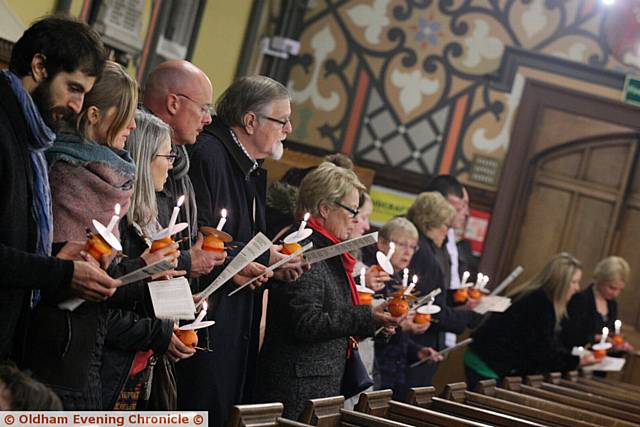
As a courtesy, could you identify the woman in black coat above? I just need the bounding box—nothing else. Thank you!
[465,253,596,389]
[561,256,633,352]
[254,162,397,419]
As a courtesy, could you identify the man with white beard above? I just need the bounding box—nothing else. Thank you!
[182,75,304,427]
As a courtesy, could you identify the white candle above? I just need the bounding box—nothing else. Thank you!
[615,320,622,336]
[600,326,609,344]
[402,268,409,287]
[168,195,185,232]
[297,212,310,235]
[404,283,415,295]
[481,275,490,289]
[106,203,121,233]
[412,274,418,285]
[460,271,470,287]
[360,267,366,287]
[194,300,208,324]
[386,242,395,259]
[216,208,227,231]
[475,273,484,288]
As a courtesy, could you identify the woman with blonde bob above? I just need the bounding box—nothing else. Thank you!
[466,253,596,389]
[561,256,633,351]
[255,162,397,419]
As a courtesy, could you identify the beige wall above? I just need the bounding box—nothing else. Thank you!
[5,0,250,99]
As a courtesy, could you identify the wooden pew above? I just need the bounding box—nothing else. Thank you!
[581,371,640,393]
[299,396,412,427]
[467,380,598,427]
[559,371,640,406]
[518,375,640,424]
[541,373,640,415]
[353,390,491,427]
[356,388,544,426]
[229,403,314,427]
[499,377,637,427]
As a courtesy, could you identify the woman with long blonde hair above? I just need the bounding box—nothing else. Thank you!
[465,253,596,389]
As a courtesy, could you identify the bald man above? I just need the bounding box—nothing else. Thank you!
[142,61,223,279]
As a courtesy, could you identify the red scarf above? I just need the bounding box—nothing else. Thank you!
[308,216,360,305]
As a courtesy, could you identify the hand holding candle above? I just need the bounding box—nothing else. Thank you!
[216,209,227,231]
[168,195,185,232]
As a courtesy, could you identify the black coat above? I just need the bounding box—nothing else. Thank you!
[0,76,73,361]
[560,284,617,349]
[178,117,269,426]
[254,231,375,419]
[469,289,579,378]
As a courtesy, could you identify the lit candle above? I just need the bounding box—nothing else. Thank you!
[475,273,484,288]
[168,195,185,232]
[600,326,609,345]
[106,203,121,233]
[360,267,366,287]
[615,320,622,336]
[194,300,208,324]
[386,242,395,259]
[460,271,470,287]
[481,275,490,289]
[297,212,310,236]
[402,268,409,287]
[216,208,227,231]
[405,274,418,295]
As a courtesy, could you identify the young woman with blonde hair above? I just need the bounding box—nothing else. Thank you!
[466,253,596,389]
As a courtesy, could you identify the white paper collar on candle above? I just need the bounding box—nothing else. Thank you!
[151,222,189,241]
[417,304,441,315]
[356,285,374,294]
[92,219,123,252]
[592,342,612,351]
[179,320,216,330]
[375,242,395,275]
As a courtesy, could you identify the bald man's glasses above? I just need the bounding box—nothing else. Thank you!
[175,93,214,117]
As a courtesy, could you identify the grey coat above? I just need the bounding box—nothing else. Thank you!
[254,231,375,419]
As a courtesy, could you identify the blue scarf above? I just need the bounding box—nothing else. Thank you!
[1,70,56,306]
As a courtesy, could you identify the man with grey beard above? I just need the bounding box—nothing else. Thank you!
[181,75,304,427]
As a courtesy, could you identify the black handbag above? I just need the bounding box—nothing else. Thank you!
[340,339,373,398]
[144,354,177,410]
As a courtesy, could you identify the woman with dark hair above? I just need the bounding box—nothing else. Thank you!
[465,253,596,389]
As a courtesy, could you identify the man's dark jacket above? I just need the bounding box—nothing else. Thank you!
[0,76,73,361]
[178,116,269,427]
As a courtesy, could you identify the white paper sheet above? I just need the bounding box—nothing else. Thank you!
[304,232,378,265]
[58,257,175,311]
[583,356,626,372]
[148,277,196,320]
[196,232,272,301]
[228,242,313,296]
[473,296,512,314]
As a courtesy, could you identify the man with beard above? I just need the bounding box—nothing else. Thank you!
[0,16,119,362]
[180,76,305,427]
[142,60,224,278]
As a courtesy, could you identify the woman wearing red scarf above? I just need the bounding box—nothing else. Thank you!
[254,162,396,419]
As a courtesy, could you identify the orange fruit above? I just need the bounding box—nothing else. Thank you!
[151,236,177,254]
[612,335,624,346]
[176,329,198,349]
[282,242,303,256]
[85,234,113,260]
[388,296,409,317]
[414,312,432,325]
[453,288,469,304]
[370,265,383,273]
[468,288,482,300]
[358,292,373,305]
[203,235,225,252]
[593,349,606,360]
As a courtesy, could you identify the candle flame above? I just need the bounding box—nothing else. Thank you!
[403,268,408,276]
[412,274,418,284]
[177,195,185,207]
[360,267,366,275]
[303,212,310,221]
[114,203,121,215]
[221,208,227,218]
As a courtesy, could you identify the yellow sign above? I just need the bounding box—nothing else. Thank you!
[369,185,416,227]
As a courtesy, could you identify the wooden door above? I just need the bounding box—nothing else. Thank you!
[510,135,638,284]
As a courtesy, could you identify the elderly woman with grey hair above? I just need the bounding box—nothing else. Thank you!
[254,162,397,419]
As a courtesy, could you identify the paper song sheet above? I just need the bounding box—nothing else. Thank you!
[148,277,196,320]
[304,232,378,265]
[58,257,175,311]
[197,232,272,301]
[228,242,313,296]
[583,356,626,372]
[473,296,512,314]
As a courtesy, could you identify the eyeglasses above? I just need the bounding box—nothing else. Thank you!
[156,154,177,164]
[174,93,214,117]
[259,114,291,129]
[392,241,419,252]
[335,201,359,218]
